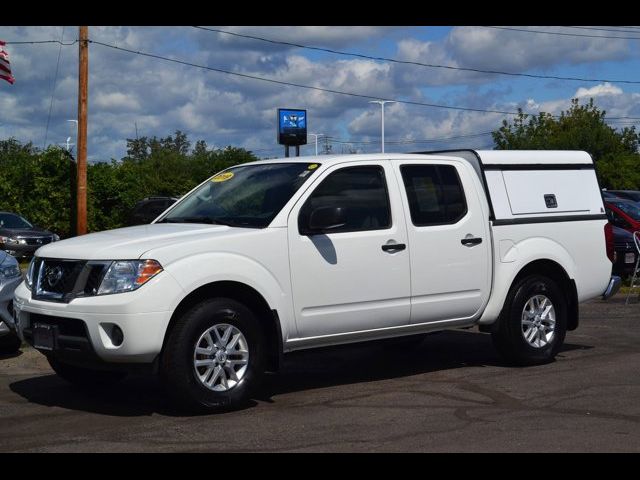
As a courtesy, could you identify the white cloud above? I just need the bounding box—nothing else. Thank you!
[575,82,623,98]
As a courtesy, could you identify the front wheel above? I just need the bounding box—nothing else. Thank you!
[491,274,567,366]
[160,298,266,413]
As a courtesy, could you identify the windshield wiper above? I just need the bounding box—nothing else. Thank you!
[158,216,215,224]
[158,216,242,227]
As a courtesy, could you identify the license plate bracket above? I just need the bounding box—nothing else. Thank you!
[33,323,58,351]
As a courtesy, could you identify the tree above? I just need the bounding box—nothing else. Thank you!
[0,132,259,237]
[492,98,640,189]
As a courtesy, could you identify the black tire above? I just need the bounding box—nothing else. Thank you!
[491,274,567,366]
[160,297,266,413]
[47,356,127,387]
[0,333,21,355]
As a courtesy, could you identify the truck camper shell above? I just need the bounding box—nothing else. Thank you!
[417,149,606,226]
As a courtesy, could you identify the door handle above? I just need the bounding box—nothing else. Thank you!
[461,236,482,246]
[382,243,406,253]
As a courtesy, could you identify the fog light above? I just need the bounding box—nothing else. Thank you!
[111,325,124,346]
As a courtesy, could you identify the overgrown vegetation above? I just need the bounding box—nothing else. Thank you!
[493,98,640,189]
[0,132,257,238]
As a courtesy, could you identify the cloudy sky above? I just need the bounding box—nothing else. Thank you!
[1,25,640,161]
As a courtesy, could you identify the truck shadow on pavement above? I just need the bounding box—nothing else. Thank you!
[9,329,593,417]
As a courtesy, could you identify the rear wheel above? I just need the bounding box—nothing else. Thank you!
[47,357,127,387]
[0,333,21,355]
[160,298,266,413]
[492,274,567,366]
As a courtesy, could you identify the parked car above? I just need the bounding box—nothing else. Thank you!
[605,199,640,235]
[607,225,639,278]
[602,190,621,200]
[0,250,23,354]
[0,212,59,259]
[14,150,616,412]
[127,197,178,226]
[607,190,640,203]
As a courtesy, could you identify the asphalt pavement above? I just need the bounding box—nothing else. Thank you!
[1,294,639,452]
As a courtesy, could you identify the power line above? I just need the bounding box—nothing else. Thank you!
[483,26,640,40]
[561,26,640,34]
[326,131,494,145]
[43,26,66,151]
[192,26,640,85]
[90,38,640,121]
[88,39,526,117]
[4,39,77,45]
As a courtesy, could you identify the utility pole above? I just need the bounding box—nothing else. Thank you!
[368,100,396,153]
[77,26,88,236]
[308,133,324,156]
[322,136,332,155]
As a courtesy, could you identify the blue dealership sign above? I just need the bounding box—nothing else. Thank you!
[278,108,307,146]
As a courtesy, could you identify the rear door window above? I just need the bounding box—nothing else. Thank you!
[400,164,467,226]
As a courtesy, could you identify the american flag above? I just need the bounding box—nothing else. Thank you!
[0,41,15,85]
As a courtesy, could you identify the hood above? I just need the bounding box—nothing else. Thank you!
[613,225,634,241]
[35,223,238,260]
[0,250,18,267]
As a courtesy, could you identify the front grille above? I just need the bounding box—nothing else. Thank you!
[32,258,110,303]
[84,263,108,295]
[37,259,84,296]
[19,236,53,246]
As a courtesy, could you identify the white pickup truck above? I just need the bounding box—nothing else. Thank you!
[13,150,619,412]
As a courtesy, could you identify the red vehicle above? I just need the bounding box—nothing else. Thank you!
[605,199,640,234]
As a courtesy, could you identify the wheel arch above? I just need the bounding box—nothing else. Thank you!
[508,259,579,331]
[161,281,283,372]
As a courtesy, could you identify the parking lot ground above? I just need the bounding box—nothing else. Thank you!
[1,294,640,452]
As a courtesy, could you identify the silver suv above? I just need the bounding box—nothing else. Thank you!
[0,250,23,354]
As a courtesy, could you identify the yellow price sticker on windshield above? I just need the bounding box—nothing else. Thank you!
[212,172,234,182]
[308,163,319,170]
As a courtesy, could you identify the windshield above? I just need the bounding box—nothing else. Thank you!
[158,162,321,228]
[613,201,640,221]
[0,213,33,229]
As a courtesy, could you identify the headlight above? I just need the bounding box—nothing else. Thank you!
[52,234,60,242]
[0,236,19,245]
[0,264,21,279]
[25,257,36,290]
[97,259,163,295]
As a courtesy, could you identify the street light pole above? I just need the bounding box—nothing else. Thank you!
[368,100,396,153]
[308,133,324,156]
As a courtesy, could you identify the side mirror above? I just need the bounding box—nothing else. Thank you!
[304,206,346,235]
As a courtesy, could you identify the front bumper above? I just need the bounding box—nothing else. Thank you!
[1,244,40,259]
[13,270,184,365]
[602,275,622,300]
